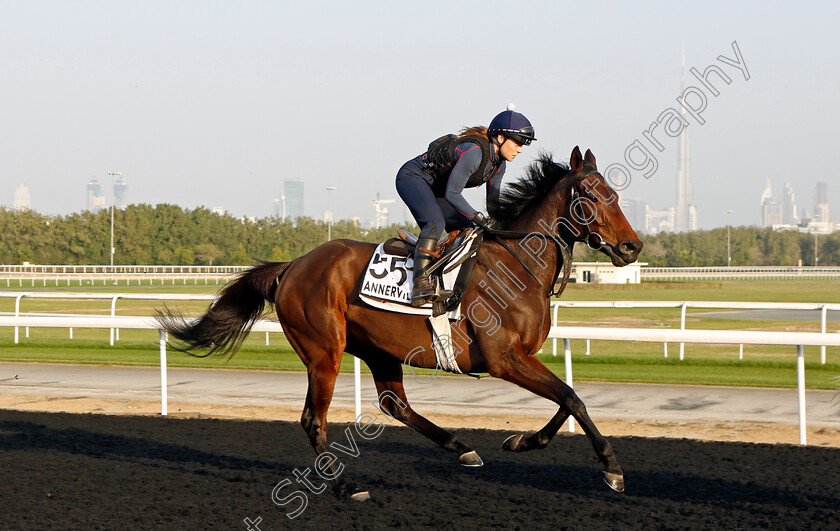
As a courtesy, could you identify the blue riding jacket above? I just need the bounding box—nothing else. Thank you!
[396,139,505,239]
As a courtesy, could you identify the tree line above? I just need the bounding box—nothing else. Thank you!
[573,225,840,267]
[1,205,838,267]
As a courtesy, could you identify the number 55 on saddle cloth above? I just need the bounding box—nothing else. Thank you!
[359,230,481,320]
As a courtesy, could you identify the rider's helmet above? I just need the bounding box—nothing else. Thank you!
[488,103,536,146]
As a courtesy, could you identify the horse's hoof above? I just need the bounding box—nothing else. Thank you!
[603,471,625,493]
[458,450,484,467]
[503,433,526,452]
[350,491,371,502]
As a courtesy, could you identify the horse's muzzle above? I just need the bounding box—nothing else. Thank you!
[617,240,642,263]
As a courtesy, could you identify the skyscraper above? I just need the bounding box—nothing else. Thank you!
[781,182,796,226]
[620,198,648,233]
[814,182,829,222]
[13,184,31,211]
[675,46,696,232]
[761,199,782,228]
[759,180,773,225]
[87,177,106,213]
[113,176,128,210]
[273,195,285,219]
[284,179,304,220]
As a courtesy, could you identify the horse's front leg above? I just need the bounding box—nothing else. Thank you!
[489,353,625,492]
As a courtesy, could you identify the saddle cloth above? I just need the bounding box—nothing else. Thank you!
[359,236,476,319]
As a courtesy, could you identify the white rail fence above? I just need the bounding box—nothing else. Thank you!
[6,293,835,362]
[641,266,840,281]
[551,301,838,364]
[0,265,247,287]
[1,291,216,345]
[5,264,840,286]
[0,265,247,273]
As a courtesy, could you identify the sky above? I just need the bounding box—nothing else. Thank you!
[2,0,838,229]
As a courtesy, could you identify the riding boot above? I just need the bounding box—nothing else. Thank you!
[410,237,437,307]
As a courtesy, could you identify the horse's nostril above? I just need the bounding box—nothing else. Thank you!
[620,241,642,256]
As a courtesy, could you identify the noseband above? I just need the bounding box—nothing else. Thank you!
[570,170,609,252]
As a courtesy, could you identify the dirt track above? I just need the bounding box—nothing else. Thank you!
[2,409,839,529]
[3,393,840,448]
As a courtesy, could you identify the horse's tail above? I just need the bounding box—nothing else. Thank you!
[156,261,292,358]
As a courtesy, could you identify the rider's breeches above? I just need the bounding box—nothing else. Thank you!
[396,163,472,240]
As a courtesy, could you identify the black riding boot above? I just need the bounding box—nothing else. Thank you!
[410,237,437,307]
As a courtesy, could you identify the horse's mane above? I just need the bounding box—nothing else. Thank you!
[490,152,574,225]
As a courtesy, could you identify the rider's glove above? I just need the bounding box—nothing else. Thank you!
[473,211,493,230]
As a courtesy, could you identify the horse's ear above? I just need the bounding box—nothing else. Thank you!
[584,149,597,168]
[570,146,583,173]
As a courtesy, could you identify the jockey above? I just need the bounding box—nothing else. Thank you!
[396,104,536,306]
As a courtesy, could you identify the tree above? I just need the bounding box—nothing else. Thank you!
[195,243,224,266]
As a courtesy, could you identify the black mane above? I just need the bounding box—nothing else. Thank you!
[490,152,574,225]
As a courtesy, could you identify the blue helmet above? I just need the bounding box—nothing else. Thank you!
[488,104,536,145]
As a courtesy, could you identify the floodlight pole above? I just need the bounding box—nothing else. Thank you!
[326,186,336,241]
[107,171,121,267]
[726,210,733,267]
[814,232,818,266]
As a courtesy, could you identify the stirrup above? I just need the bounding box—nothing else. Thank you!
[411,293,435,307]
[411,278,435,307]
[435,289,454,300]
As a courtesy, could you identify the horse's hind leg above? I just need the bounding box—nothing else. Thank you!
[491,354,625,492]
[296,350,370,501]
[503,408,570,452]
[368,357,483,466]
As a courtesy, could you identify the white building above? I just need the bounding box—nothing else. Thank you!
[572,262,646,284]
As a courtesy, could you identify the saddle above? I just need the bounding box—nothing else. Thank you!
[383,228,483,315]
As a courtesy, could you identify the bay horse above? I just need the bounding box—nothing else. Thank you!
[158,146,642,500]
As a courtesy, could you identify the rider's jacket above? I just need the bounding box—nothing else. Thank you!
[410,135,506,217]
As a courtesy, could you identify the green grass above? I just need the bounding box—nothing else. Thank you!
[1,280,838,389]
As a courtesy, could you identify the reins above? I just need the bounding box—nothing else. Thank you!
[480,171,606,299]
[480,228,571,298]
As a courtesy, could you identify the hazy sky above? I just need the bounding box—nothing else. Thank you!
[2,1,838,229]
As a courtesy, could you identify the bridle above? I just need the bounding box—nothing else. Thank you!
[570,170,610,253]
[482,169,609,298]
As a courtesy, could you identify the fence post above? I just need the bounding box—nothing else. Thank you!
[14,294,24,344]
[354,356,362,420]
[679,303,687,360]
[797,345,806,445]
[564,338,575,433]
[820,306,827,365]
[159,329,168,416]
[110,296,120,345]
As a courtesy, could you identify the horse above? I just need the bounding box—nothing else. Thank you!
[157,146,643,500]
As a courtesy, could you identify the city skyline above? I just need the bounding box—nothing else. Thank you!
[622,179,833,235]
[760,180,832,233]
[3,172,836,234]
